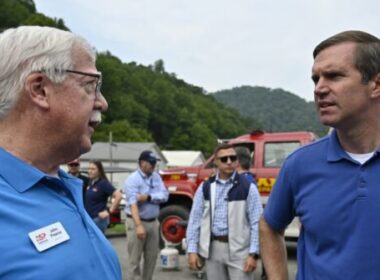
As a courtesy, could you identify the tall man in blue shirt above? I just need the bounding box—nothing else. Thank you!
[260,30,380,280]
[0,26,121,279]
[124,150,169,280]
[186,143,262,280]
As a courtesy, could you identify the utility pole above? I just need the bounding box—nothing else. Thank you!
[109,131,113,182]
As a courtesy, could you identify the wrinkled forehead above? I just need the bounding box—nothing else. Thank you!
[312,42,357,72]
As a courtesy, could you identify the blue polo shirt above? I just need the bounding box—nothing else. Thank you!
[264,130,380,280]
[0,148,122,280]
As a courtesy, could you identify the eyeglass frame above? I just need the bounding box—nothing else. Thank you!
[38,69,103,99]
[64,69,102,99]
[216,155,238,163]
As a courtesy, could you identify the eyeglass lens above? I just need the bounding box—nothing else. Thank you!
[218,155,237,163]
[65,69,102,98]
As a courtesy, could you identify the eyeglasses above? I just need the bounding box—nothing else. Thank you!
[217,155,237,163]
[68,163,79,167]
[64,69,102,99]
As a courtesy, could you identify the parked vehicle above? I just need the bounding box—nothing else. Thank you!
[158,130,317,252]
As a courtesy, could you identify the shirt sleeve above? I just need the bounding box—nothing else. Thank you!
[150,173,169,204]
[124,174,139,206]
[101,179,116,196]
[263,158,295,231]
[247,182,263,254]
[186,183,205,254]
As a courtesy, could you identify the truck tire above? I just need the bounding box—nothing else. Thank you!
[159,205,189,254]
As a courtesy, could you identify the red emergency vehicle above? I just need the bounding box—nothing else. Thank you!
[158,130,317,252]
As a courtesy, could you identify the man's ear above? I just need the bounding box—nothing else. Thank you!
[370,73,380,99]
[24,72,51,109]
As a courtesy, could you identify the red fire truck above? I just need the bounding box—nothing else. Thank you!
[158,130,317,252]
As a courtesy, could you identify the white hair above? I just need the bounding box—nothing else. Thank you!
[0,26,96,119]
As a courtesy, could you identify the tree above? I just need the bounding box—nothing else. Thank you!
[153,59,165,73]
[0,4,261,155]
[0,0,68,31]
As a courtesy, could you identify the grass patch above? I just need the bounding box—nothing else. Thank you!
[106,223,126,235]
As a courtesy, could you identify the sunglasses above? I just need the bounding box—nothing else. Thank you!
[68,163,79,167]
[217,155,237,163]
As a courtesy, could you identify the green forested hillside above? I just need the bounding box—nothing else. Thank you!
[1,0,326,156]
[213,86,328,136]
[93,55,257,154]
[0,0,68,32]
[0,1,256,155]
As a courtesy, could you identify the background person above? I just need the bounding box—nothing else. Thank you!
[0,26,121,279]
[86,160,122,233]
[67,158,89,205]
[186,143,262,280]
[260,30,380,280]
[124,150,169,280]
[235,146,256,183]
[235,146,267,280]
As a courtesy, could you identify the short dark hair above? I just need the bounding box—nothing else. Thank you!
[213,143,235,157]
[313,30,380,83]
[235,146,251,170]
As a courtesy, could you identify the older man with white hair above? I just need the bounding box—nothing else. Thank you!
[0,26,121,279]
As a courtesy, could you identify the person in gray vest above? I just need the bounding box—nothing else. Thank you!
[186,143,263,280]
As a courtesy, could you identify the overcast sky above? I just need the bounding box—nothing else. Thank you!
[34,0,379,101]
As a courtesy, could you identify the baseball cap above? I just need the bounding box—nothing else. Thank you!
[67,158,80,166]
[139,150,160,165]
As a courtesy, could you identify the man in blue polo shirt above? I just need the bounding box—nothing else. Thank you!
[0,26,121,279]
[260,31,380,279]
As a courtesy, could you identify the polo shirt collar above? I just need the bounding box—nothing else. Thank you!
[327,129,380,162]
[0,147,47,193]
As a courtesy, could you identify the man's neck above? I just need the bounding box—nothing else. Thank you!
[218,171,234,180]
[336,125,380,153]
[139,168,152,178]
[0,126,62,176]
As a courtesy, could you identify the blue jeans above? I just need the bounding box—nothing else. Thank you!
[93,217,109,233]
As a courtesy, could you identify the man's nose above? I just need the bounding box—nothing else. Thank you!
[95,92,108,112]
[314,78,329,97]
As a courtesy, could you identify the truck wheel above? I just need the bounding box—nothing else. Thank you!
[159,205,189,254]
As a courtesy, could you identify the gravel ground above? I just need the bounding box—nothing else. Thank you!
[109,236,297,280]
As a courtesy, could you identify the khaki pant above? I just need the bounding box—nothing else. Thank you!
[126,218,159,280]
[206,240,254,280]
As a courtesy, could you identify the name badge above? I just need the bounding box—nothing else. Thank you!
[28,222,70,252]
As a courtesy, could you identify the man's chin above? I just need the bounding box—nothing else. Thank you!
[319,111,339,126]
[225,170,235,176]
[79,138,93,155]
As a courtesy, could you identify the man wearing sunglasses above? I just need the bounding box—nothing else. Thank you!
[67,158,89,205]
[0,26,121,279]
[187,143,263,280]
